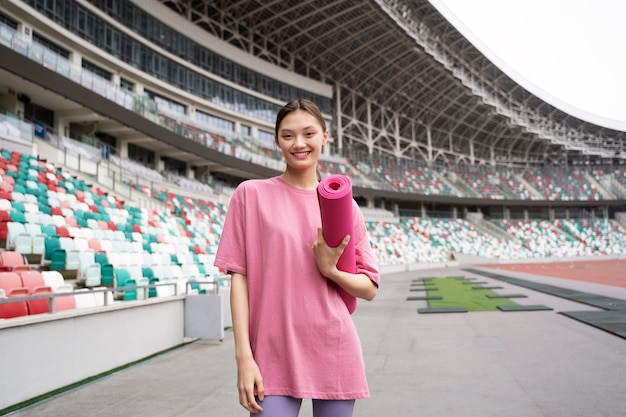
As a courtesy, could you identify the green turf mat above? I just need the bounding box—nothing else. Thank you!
[406,296,444,301]
[498,305,553,312]
[425,277,517,311]
[486,294,528,299]
[418,307,468,314]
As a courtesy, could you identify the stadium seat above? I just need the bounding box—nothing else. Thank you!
[26,286,53,315]
[58,237,80,270]
[41,270,66,291]
[83,264,102,287]
[49,283,76,311]
[114,268,134,300]
[18,270,53,314]
[6,221,26,250]
[0,250,31,271]
[98,286,115,305]
[0,287,29,318]
[141,266,157,298]
[13,232,33,255]
[100,264,114,286]
[73,289,98,309]
[0,271,28,318]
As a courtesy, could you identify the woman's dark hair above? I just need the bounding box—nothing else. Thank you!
[274,99,326,143]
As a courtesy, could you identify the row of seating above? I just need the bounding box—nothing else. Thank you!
[0,268,74,318]
[366,217,626,265]
[0,249,215,318]
[117,103,626,202]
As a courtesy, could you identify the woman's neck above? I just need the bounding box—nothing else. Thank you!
[280,168,319,190]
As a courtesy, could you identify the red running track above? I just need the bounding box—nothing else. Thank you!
[480,259,626,289]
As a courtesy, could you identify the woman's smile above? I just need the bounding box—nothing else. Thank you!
[292,150,312,159]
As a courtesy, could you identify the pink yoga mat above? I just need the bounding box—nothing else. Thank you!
[317,174,357,314]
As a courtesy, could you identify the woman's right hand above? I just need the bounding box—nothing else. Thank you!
[237,356,264,414]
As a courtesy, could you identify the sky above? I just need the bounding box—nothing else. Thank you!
[428,0,626,132]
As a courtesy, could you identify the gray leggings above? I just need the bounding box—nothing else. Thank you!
[254,395,355,417]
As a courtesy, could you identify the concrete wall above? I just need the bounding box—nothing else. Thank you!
[0,297,185,410]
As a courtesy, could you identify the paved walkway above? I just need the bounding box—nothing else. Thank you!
[6,267,626,417]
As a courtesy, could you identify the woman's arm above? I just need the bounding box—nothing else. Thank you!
[312,228,378,301]
[230,272,264,414]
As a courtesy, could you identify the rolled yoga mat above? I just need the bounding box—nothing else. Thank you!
[317,174,357,314]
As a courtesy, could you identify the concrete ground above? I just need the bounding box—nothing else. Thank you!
[6,266,626,417]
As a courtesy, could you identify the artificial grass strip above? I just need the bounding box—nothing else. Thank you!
[425,277,517,312]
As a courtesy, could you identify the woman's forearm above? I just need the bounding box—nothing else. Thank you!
[327,269,378,301]
[230,273,253,360]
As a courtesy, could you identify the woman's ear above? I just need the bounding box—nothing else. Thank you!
[323,130,329,146]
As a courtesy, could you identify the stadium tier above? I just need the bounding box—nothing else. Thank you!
[0,145,625,319]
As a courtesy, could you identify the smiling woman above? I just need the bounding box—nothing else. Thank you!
[214,100,380,416]
[429,0,626,131]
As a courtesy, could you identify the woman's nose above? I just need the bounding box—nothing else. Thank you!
[294,134,306,147]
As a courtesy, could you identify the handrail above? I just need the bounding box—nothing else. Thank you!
[0,282,180,314]
[186,274,231,295]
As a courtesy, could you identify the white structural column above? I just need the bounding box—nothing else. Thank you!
[335,86,343,153]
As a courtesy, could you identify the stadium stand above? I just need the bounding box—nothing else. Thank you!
[0,144,623,293]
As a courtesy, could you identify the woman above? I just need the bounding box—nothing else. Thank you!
[215,99,380,416]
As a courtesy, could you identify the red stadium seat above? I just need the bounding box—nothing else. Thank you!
[0,220,8,240]
[53,285,76,311]
[55,226,70,237]
[18,269,47,290]
[17,270,53,314]
[0,210,10,222]
[27,286,54,315]
[88,239,102,252]
[0,271,28,318]
[0,287,29,318]
[0,251,31,271]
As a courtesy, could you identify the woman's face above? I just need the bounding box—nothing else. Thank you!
[276,110,328,172]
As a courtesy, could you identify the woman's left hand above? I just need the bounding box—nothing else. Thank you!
[312,227,349,280]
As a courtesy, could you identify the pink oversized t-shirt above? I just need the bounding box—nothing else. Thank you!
[215,176,380,400]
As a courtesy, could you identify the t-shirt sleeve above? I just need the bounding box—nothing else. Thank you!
[352,202,380,286]
[214,186,247,276]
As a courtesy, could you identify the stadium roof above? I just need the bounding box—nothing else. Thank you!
[159,0,625,167]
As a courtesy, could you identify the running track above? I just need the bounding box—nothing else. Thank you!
[480,259,626,289]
